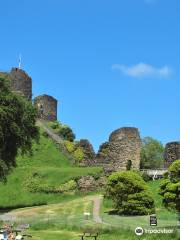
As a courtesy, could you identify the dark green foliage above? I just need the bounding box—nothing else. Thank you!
[58,125,75,142]
[140,137,164,169]
[0,77,39,180]
[141,172,152,182]
[106,171,155,215]
[159,159,180,213]
[48,121,75,142]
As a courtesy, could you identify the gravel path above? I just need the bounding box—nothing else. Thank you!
[36,120,63,143]
[93,196,103,223]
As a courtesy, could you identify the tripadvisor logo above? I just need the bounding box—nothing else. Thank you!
[135,226,174,236]
[135,227,144,236]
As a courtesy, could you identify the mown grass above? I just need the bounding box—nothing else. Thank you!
[1,194,177,240]
[28,228,177,240]
[0,132,102,209]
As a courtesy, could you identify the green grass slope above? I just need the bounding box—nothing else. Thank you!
[0,131,102,209]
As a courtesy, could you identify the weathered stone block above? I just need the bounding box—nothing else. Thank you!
[34,94,57,121]
[107,127,141,171]
[9,68,32,100]
[164,142,180,168]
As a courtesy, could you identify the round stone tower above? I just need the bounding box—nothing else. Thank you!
[107,127,141,171]
[9,68,32,100]
[164,142,180,168]
[34,94,57,121]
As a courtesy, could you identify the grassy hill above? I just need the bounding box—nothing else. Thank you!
[0,130,102,209]
[0,128,178,239]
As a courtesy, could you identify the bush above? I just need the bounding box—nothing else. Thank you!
[64,140,76,153]
[159,159,180,213]
[58,125,75,142]
[106,171,155,215]
[48,121,76,142]
[24,173,77,194]
[49,121,60,129]
[73,147,84,163]
[141,172,152,182]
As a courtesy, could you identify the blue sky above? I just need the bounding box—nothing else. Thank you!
[0,0,179,151]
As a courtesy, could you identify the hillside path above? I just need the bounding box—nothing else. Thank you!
[93,196,103,223]
[36,120,63,143]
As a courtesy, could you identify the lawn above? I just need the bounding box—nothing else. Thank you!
[0,132,102,209]
[1,194,177,240]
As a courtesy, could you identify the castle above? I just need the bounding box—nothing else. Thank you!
[0,67,179,170]
[0,67,58,121]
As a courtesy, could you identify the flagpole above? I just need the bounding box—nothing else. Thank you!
[18,54,22,69]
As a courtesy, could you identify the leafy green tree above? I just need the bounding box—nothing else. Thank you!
[159,159,180,213]
[106,171,155,215]
[140,137,164,169]
[0,77,39,180]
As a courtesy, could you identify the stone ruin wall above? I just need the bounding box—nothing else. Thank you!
[0,68,32,101]
[9,68,32,100]
[34,95,57,121]
[95,142,109,164]
[107,127,141,171]
[78,139,96,166]
[164,141,180,168]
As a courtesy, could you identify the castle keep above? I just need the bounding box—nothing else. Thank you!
[164,142,180,168]
[107,127,141,171]
[34,95,57,121]
[0,67,58,120]
[0,68,32,100]
[9,68,32,100]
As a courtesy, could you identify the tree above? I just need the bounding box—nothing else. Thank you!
[0,77,39,180]
[159,159,180,213]
[140,137,164,169]
[106,171,155,215]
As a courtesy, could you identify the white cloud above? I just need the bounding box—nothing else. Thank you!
[112,63,172,78]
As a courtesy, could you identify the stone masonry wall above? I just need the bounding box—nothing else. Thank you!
[9,68,32,100]
[34,94,57,121]
[164,142,180,168]
[107,127,141,171]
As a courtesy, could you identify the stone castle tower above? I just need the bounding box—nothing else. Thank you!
[164,142,180,168]
[0,67,58,121]
[9,68,32,100]
[107,127,141,171]
[34,94,57,121]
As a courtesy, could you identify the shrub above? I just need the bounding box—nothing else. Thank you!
[141,172,152,182]
[73,147,84,163]
[24,173,77,194]
[50,121,60,129]
[106,171,155,215]
[64,140,76,153]
[159,159,180,213]
[58,125,75,142]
